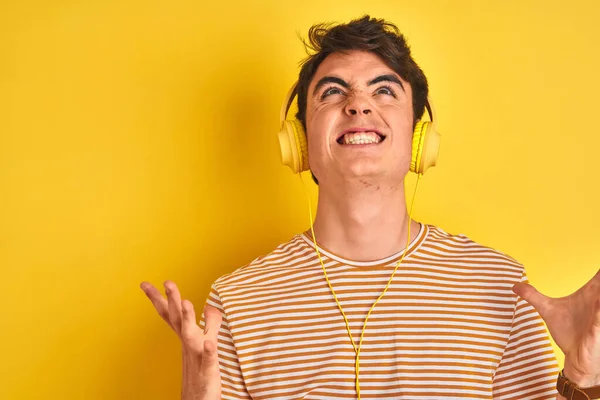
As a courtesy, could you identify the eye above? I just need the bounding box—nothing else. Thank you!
[321,86,345,99]
[375,85,396,97]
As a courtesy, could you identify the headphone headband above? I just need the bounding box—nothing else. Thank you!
[280,82,299,124]
[423,99,434,124]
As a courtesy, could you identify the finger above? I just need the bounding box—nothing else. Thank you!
[203,305,223,342]
[182,299,197,328]
[200,339,220,380]
[181,299,200,345]
[512,282,552,319]
[586,269,600,294]
[140,282,172,328]
[591,298,600,330]
[165,280,183,334]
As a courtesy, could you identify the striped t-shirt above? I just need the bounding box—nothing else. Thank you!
[203,223,560,399]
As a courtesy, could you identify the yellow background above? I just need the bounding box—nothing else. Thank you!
[1,0,599,398]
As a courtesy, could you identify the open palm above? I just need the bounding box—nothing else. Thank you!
[141,280,223,400]
[513,270,600,384]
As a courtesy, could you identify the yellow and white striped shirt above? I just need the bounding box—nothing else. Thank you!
[204,223,559,399]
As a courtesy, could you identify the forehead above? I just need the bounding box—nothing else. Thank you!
[309,50,402,88]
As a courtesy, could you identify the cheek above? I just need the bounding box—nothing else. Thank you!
[383,108,416,165]
[306,119,327,161]
[384,106,414,136]
[387,103,413,123]
[305,108,338,171]
[307,106,338,144]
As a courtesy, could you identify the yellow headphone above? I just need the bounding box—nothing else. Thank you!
[277,81,441,175]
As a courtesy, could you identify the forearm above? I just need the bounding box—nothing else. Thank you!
[181,349,202,400]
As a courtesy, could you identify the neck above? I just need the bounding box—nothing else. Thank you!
[306,178,421,262]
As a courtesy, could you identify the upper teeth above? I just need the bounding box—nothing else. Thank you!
[343,132,381,145]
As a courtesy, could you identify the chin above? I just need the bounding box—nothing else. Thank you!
[345,160,390,176]
[342,168,389,183]
[344,165,409,183]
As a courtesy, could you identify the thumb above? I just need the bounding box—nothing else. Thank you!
[203,306,223,342]
[200,339,221,388]
[512,282,551,319]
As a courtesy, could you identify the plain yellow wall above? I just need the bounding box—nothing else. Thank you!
[1,0,599,398]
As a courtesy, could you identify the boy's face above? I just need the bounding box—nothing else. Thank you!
[305,50,414,187]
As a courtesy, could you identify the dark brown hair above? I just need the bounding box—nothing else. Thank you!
[296,15,429,127]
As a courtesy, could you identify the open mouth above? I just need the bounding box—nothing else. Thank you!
[336,131,386,145]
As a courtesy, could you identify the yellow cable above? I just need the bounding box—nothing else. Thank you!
[300,173,422,400]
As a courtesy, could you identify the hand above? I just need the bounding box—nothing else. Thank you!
[141,280,222,400]
[513,269,600,387]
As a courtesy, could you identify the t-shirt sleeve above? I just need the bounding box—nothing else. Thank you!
[492,270,560,399]
[200,284,251,400]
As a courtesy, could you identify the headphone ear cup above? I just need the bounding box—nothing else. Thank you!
[411,121,427,174]
[411,121,440,175]
[277,119,310,174]
[290,119,310,172]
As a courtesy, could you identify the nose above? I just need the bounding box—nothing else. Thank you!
[344,93,372,116]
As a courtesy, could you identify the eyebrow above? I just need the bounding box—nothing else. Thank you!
[312,76,349,95]
[312,74,405,96]
[368,74,404,91]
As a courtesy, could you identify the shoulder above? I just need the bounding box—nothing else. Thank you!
[418,224,525,281]
[211,232,315,291]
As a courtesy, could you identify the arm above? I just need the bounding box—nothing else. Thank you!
[513,269,600,400]
[200,284,251,399]
[141,281,222,400]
